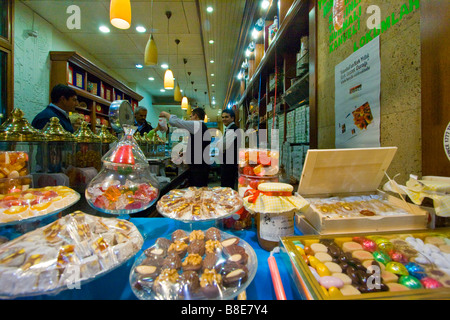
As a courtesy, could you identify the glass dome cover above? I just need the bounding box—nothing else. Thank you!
[85,125,159,215]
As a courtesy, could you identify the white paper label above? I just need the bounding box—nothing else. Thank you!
[259,212,295,242]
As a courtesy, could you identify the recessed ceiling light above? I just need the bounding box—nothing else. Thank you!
[211,73,215,77]
[211,84,215,87]
[136,26,146,33]
[206,6,213,13]
[136,64,143,69]
[148,77,155,81]
[160,89,166,92]
[161,63,169,69]
[209,40,214,44]
[99,25,110,33]
[261,0,270,10]
[210,60,215,64]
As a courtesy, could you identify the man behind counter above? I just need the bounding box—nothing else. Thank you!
[217,109,239,189]
[134,106,153,135]
[159,108,211,187]
[32,84,78,133]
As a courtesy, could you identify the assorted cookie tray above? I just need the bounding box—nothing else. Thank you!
[156,187,243,222]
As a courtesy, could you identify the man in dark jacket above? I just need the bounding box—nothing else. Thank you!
[134,106,153,135]
[218,109,240,189]
[32,84,78,133]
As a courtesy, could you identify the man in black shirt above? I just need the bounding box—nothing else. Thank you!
[218,109,240,189]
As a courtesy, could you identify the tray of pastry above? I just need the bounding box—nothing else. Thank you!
[0,212,143,299]
[129,227,257,300]
[156,187,243,222]
[0,186,80,226]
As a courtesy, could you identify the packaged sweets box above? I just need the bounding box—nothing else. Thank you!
[280,229,450,300]
[295,147,428,235]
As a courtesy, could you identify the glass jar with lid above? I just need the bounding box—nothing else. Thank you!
[85,125,159,216]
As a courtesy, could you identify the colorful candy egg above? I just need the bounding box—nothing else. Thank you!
[405,262,426,280]
[375,238,393,252]
[328,286,344,299]
[399,275,423,289]
[373,251,391,265]
[385,262,409,276]
[319,276,345,289]
[420,277,443,289]
[389,250,408,264]
[316,263,331,277]
[308,255,321,269]
[361,239,377,252]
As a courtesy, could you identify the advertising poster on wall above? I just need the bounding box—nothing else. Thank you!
[335,36,381,148]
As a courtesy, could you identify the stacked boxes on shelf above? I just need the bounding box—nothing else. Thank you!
[286,110,296,143]
[277,114,285,148]
[281,142,310,182]
[294,105,310,143]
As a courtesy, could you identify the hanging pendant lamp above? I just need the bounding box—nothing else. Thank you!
[164,11,174,90]
[110,0,131,30]
[181,96,189,110]
[144,0,157,65]
[186,103,192,115]
[174,40,182,101]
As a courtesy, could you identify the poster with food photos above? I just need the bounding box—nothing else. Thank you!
[335,36,381,148]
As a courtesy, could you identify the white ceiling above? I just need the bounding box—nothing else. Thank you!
[20,0,247,122]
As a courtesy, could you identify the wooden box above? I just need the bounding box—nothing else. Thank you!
[296,147,428,235]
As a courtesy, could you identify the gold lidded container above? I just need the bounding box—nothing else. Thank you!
[68,121,102,192]
[98,125,118,156]
[41,117,75,173]
[0,108,45,174]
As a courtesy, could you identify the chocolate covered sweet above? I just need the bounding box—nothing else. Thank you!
[142,254,164,267]
[162,252,182,270]
[205,227,221,241]
[153,268,180,298]
[178,271,200,297]
[182,253,203,272]
[171,229,189,243]
[223,267,248,287]
[221,237,240,249]
[189,230,205,241]
[200,268,223,298]
[202,252,223,271]
[205,239,222,254]
[168,240,188,258]
[187,239,205,256]
[155,237,173,250]
[135,265,160,279]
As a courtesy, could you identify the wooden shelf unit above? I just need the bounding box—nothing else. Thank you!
[49,51,143,132]
[231,0,316,182]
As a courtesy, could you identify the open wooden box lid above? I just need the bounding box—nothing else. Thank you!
[298,147,398,196]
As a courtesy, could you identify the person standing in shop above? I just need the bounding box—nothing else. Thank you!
[134,106,154,135]
[216,109,240,189]
[32,84,78,133]
[159,108,211,187]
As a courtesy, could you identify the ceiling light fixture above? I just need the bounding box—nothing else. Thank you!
[99,25,111,33]
[210,60,215,63]
[136,26,146,33]
[206,6,213,13]
[110,0,131,29]
[209,40,214,44]
[261,0,271,10]
[163,11,174,90]
[148,77,155,81]
[144,0,158,66]
[135,64,143,69]
[174,39,182,102]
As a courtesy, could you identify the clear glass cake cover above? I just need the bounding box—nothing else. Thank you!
[85,125,159,215]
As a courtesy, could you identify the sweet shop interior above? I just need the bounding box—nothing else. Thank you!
[0,0,449,303]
